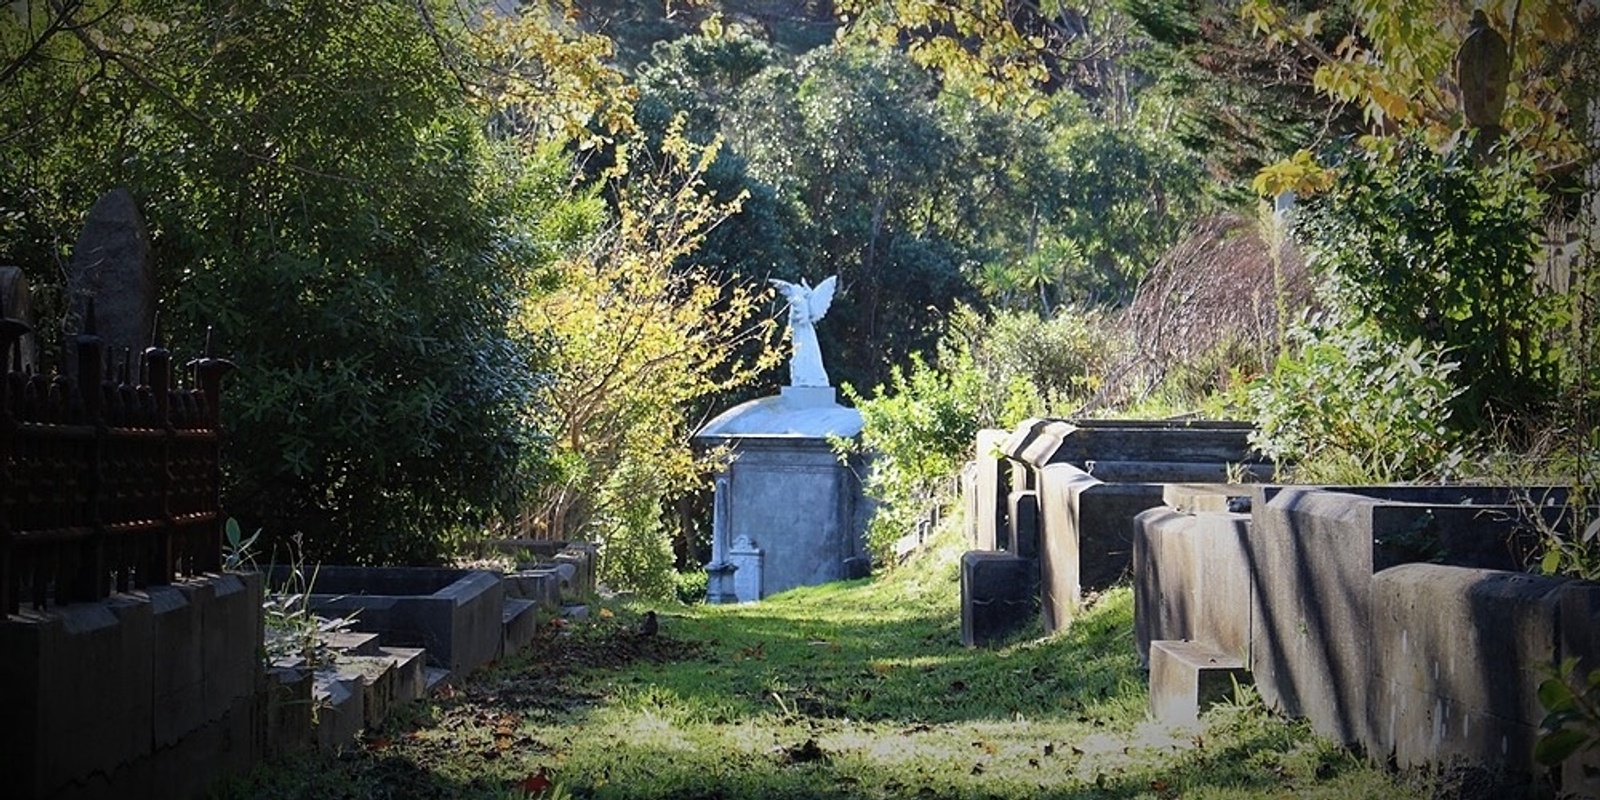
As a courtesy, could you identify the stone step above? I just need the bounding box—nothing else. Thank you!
[424,666,451,695]
[1148,639,1249,727]
[337,654,399,731]
[311,671,366,751]
[505,567,563,610]
[320,630,383,657]
[502,598,539,658]
[379,646,427,703]
[558,603,590,622]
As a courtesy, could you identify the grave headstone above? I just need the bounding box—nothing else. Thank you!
[66,188,156,358]
[0,266,39,371]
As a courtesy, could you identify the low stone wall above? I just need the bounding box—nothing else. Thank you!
[1247,485,1551,746]
[1135,484,1600,794]
[1,572,265,800]
[1036,464,1165,631]
[1370,564,1566,773]
[1131,504,1251,667]
[959,419,1268,642]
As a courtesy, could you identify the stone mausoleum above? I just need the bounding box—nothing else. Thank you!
[694,275,873,602]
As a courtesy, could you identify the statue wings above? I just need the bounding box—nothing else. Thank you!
[769,275,838,323]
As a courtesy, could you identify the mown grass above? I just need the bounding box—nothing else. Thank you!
[212,525,1438,799]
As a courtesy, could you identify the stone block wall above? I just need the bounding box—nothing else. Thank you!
[1134,483,1600,793]
[1369,564,1566,772]
[1246,485,1554,746]
[1035,464,1165,632]
[1,572,264,800]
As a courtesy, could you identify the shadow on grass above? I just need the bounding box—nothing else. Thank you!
[212,567,1427,800]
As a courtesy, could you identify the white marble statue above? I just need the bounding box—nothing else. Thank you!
[769,275,837,388]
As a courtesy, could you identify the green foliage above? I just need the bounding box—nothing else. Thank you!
[521,120,778,596]
[673,567,708,605]
[842,352,987,566]
[1296,132,1561,424]
[1045,121,1206,303]
[948,304,1117,413]
[1536,656,1600,768]
[727,42,976,390]
[214,526,1436,800]
[1249,317,1465,483]
[0,1,619,564]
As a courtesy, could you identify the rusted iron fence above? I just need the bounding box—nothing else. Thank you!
[0,300,233,615]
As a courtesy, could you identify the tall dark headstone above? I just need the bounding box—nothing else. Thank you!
[67,188,156,360]
[0,266,38,372]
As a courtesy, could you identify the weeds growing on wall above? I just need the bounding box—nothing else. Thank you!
[223,518,358,668]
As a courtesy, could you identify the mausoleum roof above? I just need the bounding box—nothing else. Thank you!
[695,386,863,439]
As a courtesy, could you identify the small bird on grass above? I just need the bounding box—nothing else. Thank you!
[638,610,658,638]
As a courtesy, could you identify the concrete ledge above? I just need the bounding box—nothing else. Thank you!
[1149,639,1248,726]
[960,551,1038,647]
[313,672,365,751]
[379,646,427,703]
[0,572,264,800]
[1133,506,1252,668]
[502,598,539,657]
[1036,464,1166,632]
[1370,564,1566,773]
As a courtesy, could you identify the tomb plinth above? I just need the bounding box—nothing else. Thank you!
[695,385,872,603]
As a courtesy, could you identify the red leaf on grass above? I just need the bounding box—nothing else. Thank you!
[519,769,552,795]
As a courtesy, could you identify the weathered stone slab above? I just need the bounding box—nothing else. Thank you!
[66,188,156,353]
[1149,639,1249,726]
[1248,485,1573,746]
[1019,418,1266,469]
[1133,506,1252,667]
[379,646,428,703]
[1370,564,1566,773]
[0,573,264,799]
[960,551,1038,647]
[313,672,366,751]
[1009,489,1039,559]
[272,566,506,678]
[502,597,538,657]
[505,567,562,610]
[1035,464,1165,632]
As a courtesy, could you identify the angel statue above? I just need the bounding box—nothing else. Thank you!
[769,275,837,388]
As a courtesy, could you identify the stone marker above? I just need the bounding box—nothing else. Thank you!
[0,266,39,371]
[66,188,156,355]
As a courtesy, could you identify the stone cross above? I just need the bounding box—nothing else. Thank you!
[768,275,837,388]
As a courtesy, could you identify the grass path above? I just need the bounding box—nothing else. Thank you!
[214,531,1435,799]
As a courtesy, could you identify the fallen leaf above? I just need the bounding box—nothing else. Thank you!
[519,770,552,795]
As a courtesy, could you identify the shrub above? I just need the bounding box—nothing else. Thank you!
[1248,316,1466,483]
[1296,132,1560,426]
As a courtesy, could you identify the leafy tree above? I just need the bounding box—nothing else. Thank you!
[1243,0,1588,185]
[518,119,779,596]
[0,0,623,563]
[727,43,975,390]
[836,0,1152,119]
[1296,132,1560,424]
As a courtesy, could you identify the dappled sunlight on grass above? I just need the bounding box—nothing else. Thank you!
[212,525,1438,799]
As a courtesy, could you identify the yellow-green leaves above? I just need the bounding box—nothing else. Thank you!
[468,2,636,149]
[519,116,779,589]
[1251,149,1334,198]
[1243,0,1587,186]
